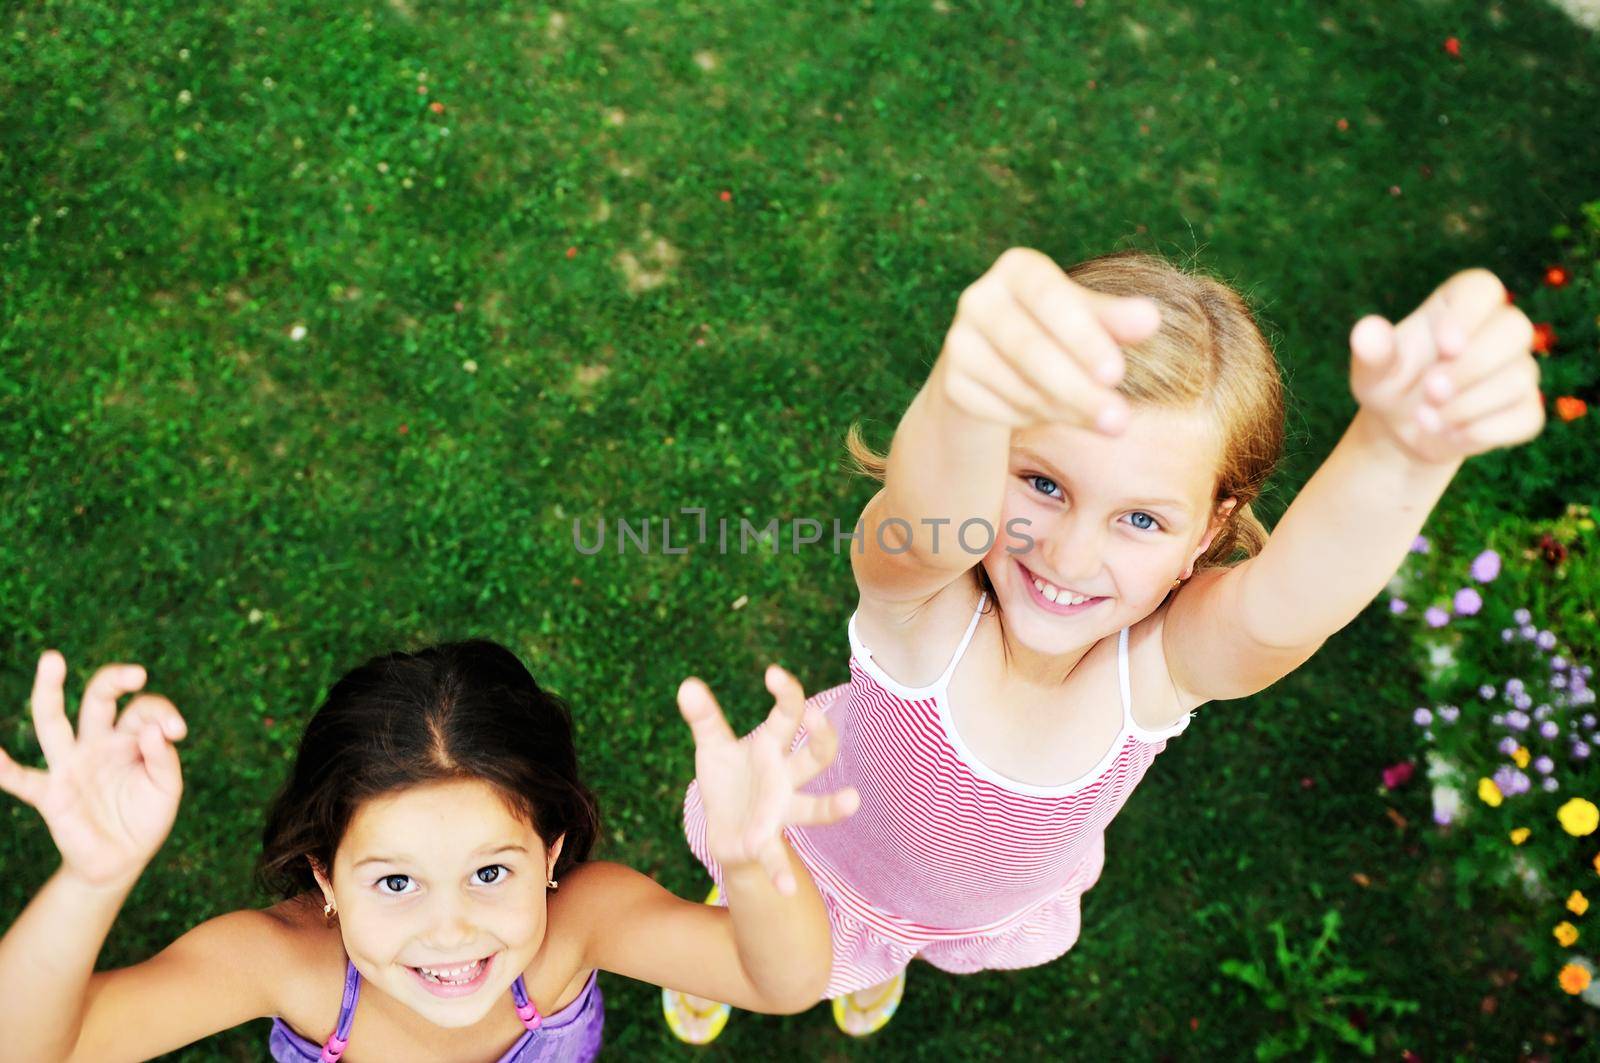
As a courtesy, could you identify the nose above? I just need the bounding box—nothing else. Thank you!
[1040,512,1105,587]
[421,890,480,952]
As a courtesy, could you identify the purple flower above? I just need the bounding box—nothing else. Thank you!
[1540,720,1560,740]
[1537,630,1557,650]
[1433,807,1454,825]
[1553,675,1569,690]
[1478,684,1496,700]
[1411,535,1431,554]
[1513,692,1533,711]
[1583,714,1597,729]
[1535,755,1554,774]
[1453,587,1483,616]
[1425,606,1450,628]
[1542,777,1560,793]
[1506,710,1530,731]
[1552,656,1568,671]
[1535,704,1553,720]
[1493,765,1519,793]
[1438,705,1460,723]
[1501,628,1514,642]
[1413,707,1433,726]
[1573,741,1592,760]
[1498,735,1519,755]
[1470,549,1501,582]
[1506,678,1526,696]
[1513,770,1531,794]
[1513,607,1532,625]
[1389,597,1409,614]
[1519,624,1538,639]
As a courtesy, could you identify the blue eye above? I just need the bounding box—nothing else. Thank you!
[1028,475,1062,499]
[1127,512,1162,533]
[377,874,416,895]
[474,865,509,885]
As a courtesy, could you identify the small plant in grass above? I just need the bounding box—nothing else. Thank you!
[1386,503,1598,1002]
[1217,909,1419,1061]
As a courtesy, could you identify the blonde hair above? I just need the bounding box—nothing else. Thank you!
[846,248,1284,601]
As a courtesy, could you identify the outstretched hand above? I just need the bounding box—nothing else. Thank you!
[679,665,859,895]
[1349,269,1545,465]
[0,652,186,889]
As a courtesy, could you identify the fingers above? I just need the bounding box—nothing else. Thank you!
[677,677,737,748]
[1428,268,1506,352]
[761,665,808,749]
[136,722,183,797]
[0,744,47,808]
[30,651,74,769]
[788,787,861,828]
[973,280,1128,432]
[787,706,840,788]
[79,662,148,740]
[753,837,796,897]
[116,695,188,743]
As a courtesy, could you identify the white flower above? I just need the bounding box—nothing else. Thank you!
[462,359,478,374]
[1430,782,1461,822]
[289,324,307,342]
[248,608,264,625]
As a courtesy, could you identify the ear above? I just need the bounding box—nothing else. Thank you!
[1184,497,1240,578]
[546,834,566,878]
[309,857,336,909]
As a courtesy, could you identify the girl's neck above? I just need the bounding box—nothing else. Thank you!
[998,625,1096,690]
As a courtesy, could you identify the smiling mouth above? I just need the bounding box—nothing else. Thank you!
[1017,561,1107,612]
[407,953,495,997]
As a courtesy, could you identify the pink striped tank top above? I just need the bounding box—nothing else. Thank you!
[686,590,1194,993]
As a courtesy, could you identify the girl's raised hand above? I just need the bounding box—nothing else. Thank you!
[935,247,1162,435]
[1349,269,1545,465]
[0,652,187,889]
[677,666,859,895]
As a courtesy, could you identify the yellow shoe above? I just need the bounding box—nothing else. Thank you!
[661,885,733,1045]
[831,970,905,1037]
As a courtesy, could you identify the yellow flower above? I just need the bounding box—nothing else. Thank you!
[1594,851,1600,876]
[1512,746,1530,769]
[1510,828,1531,845]
[1558,798,1599,837]
[1478,777,1504,807]
[1570,891,1590,917]
[1554,922,1579,947]
[1560,963,1592,994]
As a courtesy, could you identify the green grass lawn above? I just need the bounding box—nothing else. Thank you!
[3,1,1598,1058]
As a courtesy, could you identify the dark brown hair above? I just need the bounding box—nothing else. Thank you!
[258,640,599,898]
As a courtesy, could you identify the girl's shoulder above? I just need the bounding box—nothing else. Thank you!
[252,895,353,1034]
[849,571,989,689]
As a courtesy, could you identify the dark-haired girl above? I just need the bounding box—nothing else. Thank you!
[0,640,857,1061]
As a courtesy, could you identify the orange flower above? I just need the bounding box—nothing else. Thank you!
[1545,265,1570,287]
[1556,397,1588,422]
[1594,850,1600,875]
[429,101,445,114]
[1560,963,1592,994]
[1569,890,1590,916]
[1532,323,1556,354]
[1513,746,1530,769]
[1554,921,1579,947]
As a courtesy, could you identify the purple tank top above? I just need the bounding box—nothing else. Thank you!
[267,960,603,1062]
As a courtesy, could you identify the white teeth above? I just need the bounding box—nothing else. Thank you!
[1032,577,1093,606]
[417,959,484,983]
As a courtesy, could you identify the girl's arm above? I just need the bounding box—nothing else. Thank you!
[569,667,857,1011]
[0,653,285,1060]
[854,248,1162,609]
[1164,270,1545,704]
